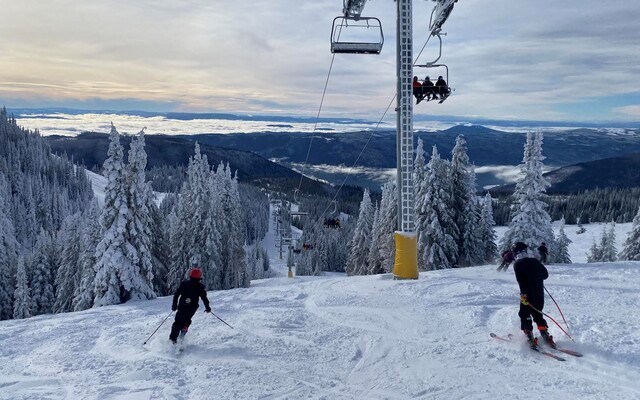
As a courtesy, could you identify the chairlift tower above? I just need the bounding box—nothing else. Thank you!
[332,0,458,278]
[391,0,419,279]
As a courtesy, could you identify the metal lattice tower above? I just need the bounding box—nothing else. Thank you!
[396,0,414,233]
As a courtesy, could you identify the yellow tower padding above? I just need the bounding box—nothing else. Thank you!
[392,231,419,280]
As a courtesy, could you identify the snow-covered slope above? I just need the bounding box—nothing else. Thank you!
[2,215,638,399]
[85,168,166,207]
[1,259,639,399]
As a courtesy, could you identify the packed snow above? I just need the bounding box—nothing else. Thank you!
[85,168,167,208]
[1,214,639,399]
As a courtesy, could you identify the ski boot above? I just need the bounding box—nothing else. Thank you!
[539,326,556,348]
[524,329,538,350]
[179,324,189,339]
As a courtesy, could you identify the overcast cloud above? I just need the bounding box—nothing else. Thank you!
[0,0,638,122]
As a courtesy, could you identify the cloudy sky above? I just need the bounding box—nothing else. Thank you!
[1,0,639,122]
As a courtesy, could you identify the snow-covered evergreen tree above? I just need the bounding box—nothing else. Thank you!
[479,193,498,264]
[54,213,82,313]
[0,177,18,320]
[418,146,457,270]
[600,222,617,262]
[369,181,397,274]
[30,229,55,315]
[450,135,481,266]
[500,131,555,253]
[125,129,156,298]
[346,189,374,276]
[73,200,101,311]
[149,202,170,296]
[462,169,485,266]
[214,163,248,289]
[169,143,217,290]
[414,138,427,227]
[13,256,30,319]
[93,124,154,307]
[620,206,640,260]
[553,218,572,264]
[296,222,321,276]
[587,238,602,263]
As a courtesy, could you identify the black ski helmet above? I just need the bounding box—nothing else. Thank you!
[512,242,528,254]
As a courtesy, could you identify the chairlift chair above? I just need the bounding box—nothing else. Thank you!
[331,16,384,54]
[291,189,308,217]
[415,63,452,104]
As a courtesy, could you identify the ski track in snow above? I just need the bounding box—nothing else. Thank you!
[1,208,640,399]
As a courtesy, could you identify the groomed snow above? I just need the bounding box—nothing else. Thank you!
[2,217,640,399]
[85,169,167,208]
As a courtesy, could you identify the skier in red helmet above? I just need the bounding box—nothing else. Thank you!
[169,267,211,344]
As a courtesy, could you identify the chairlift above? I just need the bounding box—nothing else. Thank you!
[291,189,308,217]
[329,200,337,215]
[331,16,384,54]
[414,63,452,104]
[324,202,341,228]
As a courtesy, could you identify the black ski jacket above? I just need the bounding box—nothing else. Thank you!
[172,279,211,311]
[513,256,548,305]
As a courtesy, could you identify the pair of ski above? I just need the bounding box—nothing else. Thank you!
[416,95,447,105]
[490,333,583,362]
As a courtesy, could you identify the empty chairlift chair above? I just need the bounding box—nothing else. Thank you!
[331,16,384,55]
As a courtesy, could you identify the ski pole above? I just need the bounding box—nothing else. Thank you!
[210,311,234,329]
[544,285,572,335]
[143,311,174,345]
[525,302,575,342]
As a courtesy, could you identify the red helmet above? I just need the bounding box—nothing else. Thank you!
[189,268,203,279]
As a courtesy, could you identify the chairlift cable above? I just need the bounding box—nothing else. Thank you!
[310,34,435,229]
[296,25,345,196]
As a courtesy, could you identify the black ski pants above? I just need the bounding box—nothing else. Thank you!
[519,300,548,332]
[169,305,198,341]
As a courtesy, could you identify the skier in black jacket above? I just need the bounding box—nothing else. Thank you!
[169,267,211,344]
[538,242,549,263]
[512,242,555,348]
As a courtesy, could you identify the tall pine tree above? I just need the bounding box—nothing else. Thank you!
[554,218,572,264]
[501,131,555,253]
[13,256,31,319]
[30,229,55,315]
[346,189,374,276]
[93,124,154,307]
[620,206,640,260]
[418,146,457,270]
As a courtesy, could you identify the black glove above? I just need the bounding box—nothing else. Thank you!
[205,307,212,313]
[172,305,177,311]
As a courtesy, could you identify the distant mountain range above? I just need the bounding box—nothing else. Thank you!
[191,125,640,168]
[543,152,640,193]
[44,124,640,194]
[189,125,640,189]
[44,132,364,202]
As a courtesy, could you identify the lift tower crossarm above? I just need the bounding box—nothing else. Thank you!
[343,0,368,19]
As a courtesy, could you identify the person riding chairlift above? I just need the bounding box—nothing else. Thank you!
[435,76,449,99]
[422,76,436,101]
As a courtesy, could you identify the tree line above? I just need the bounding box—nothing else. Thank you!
[2,112,270,321]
